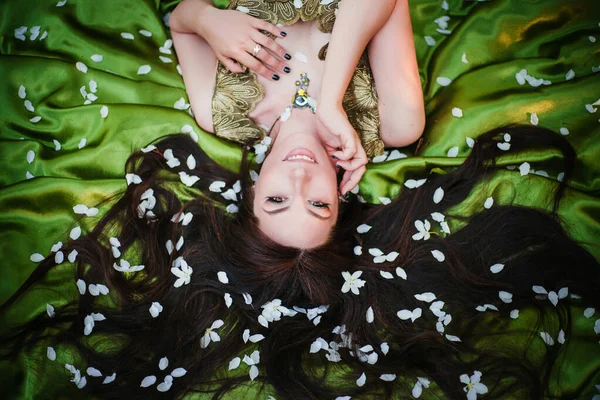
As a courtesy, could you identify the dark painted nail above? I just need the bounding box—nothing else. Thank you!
[283,66,291,73]
[335,163,340,168]
[280,31,287,37]
[332,155,338,159]
[272,74,280,81]
[284,53,291,60]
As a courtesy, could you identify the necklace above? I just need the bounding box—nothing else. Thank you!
[280,72,317,122]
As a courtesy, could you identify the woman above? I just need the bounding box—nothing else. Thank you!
[0,1,598,399]
[169,0,425,248]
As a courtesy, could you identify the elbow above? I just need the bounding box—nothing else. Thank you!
[381,106,425,148]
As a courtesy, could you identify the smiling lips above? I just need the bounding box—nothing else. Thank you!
[283,148,317,164]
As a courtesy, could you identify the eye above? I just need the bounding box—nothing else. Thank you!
[309,201,330,209]
[266,196,287,203]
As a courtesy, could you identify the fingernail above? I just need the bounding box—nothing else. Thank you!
[335,163,340,168]
[272,74,280,81]
[332,155,338,159]
[284,53,291,60]
[283,66,291,73]
[281,32,287,37]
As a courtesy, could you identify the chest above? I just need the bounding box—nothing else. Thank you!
[249,21,331,129]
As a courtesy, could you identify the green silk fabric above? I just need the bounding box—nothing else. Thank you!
[1,0,599,398]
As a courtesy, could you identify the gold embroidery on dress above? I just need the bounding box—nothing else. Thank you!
[211,0,384,157]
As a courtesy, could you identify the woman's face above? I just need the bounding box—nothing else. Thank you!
[253,132,339,249]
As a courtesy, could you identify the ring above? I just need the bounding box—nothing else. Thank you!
[252,43,262,57]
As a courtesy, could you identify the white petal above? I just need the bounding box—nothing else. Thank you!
[424,36,436,46]
[499,291,513,303]
[217,271,229,284]
[76,62,88,73]
[45,346,57,361]
[379,197,391,205]
[452,107,463,118]
[90,54,103,63]
[137,65,151,75]
[100,106,109,118]
[228,357,241,370]
[249,334,264,343]
[530,113,539,126]
[447,146,459,157]
[294,51,308,63]
[78,138,87,149]
[139,29,152,37]
[30,116,41,123]
[121,32,134,40]
[466,137,474,148]
[490,263,504,273]
[76,279,86,295]
[140,375,156,387]
[87,367,102,377]
[224,293,233,308]
[540,332,554,346]
[510,309,519,319]
[243,292,253,305]
[186,155,196,170]
[249,365,259,381]
[548,291,559,306]
[18,85,26,99]
[53,139,62,151]
[397,310,413,320]
[102,373,116,384]
[159,357,169,371]
[484,197,494,209]
[532,285,547,294]
[366,306,374,323]
[357,224,372,234]
[445,334,461,342]
[353,246,362,256]
[557,287,568,299]
[415,292,436,303]
[433,187,444,204]
[380,374,396,382]
[395,267,407,280]
[437,77,452,86]
[497,142,511,151]
[557,329,565,344]
[30,253,45,262]
[386,251,399,262]
[380,270,394,279]
[368,248,384,257]
[584,308,595,318]
[519,162,530,176]
[77,376,87,389]
[356,372,366,387]
[431,250,445,262]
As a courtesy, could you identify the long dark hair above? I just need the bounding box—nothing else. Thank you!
[1,125,598,399]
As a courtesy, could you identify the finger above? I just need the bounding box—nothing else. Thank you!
[253,43,288,74]
[332,146,356,161]
[238,53,276,81]
[218,56,244,74]
[340,166,366,196]
[252,31,291,65]
[252,18,287,39]
[334,155,367,171]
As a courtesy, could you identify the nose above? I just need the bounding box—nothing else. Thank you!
[290,167,309,191]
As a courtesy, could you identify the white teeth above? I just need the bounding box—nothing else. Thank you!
[286,155,315,163]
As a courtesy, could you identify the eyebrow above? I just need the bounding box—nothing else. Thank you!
[263,206,330,221]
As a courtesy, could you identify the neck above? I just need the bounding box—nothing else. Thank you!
[270,107,321,146]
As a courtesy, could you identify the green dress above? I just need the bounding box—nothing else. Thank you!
[0,0,599,398]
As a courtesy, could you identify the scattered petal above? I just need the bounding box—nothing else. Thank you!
[18,85,26,99]
[519,162,530,176]
[70,226,82,240]
[137,65,151,75]
[447,146,459,157]
[540,332,554,346]
[357,224,372,234]
[433,187,444,204]
[100,106,109,118]
[490,263,504,273]
[530,113,539,126]
[452,108,464,118]
[90,54,103,63]
[76,62,88,73]
[217,271,229,284]
[121,32,134,40]
[484,196,494,209]
[436,77,452,87]
[431,250,445,262]
[47,346,57,360]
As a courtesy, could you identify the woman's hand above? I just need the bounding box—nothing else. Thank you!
[195,7,291,80]
[317,104,369,195]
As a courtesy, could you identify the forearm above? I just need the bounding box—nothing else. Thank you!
[170,0,215,35]
[319,0,396,108]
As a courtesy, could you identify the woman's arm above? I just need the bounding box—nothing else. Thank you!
[318,0,396,109]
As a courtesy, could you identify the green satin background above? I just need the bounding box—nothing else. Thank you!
[0,0,599,398]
